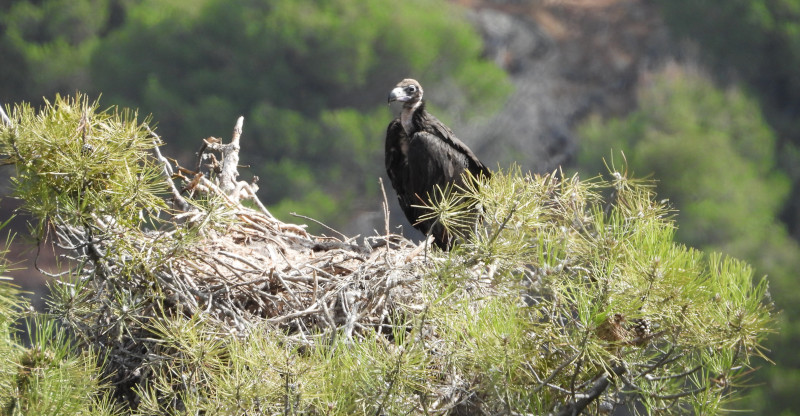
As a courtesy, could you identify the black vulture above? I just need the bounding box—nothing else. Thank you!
[385,78,491,250]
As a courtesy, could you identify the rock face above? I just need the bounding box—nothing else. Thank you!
[464,8,573,173]
[458,0,673,174]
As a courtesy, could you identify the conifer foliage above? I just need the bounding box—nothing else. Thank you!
[0,96,774,414]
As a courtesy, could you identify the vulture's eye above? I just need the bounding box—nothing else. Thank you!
[406,85,417,93]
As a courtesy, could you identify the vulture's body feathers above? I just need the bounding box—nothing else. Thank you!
[385,79,490,250]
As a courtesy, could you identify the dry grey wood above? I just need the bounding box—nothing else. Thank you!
[0,103,10,126]
[205,116,242,196]
[146,124,192,212]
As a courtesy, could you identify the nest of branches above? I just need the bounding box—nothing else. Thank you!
[155,209,424,337]
[41,116,435,401]
[162,119,430,334]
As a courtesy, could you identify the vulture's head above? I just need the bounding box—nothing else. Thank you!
[388,79,423,108]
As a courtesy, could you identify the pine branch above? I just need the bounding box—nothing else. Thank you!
[557,366,626,416]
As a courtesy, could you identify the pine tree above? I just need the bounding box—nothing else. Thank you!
[0,95,774,414]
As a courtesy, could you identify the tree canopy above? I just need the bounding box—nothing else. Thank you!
[577,66,800,414]
[654,0,800,242]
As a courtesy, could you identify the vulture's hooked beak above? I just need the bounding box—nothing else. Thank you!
[388,87,410,103]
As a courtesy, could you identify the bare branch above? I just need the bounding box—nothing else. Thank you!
[0,103,11,127]
[146,124,191,212]
[557,366,626,416]
[211,116,243,195]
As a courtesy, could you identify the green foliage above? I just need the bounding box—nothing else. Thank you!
[0,96,230,414]
[577,67,800,414]
[431,167,773,414]
[0,0,116,101]
[579,69,789,255]
[654,4,800,329]
[0,93,169,239]
[6,318,118,416]
[0,233,116,415]
[0,269,25,413]
[131,315,435,415]
[0,0,512,231]
[655,0,800,107]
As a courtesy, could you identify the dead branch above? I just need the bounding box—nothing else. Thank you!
[0,103,11,127]
[205,116,242,196]
[557,366,626,416]
[146,123,191,212]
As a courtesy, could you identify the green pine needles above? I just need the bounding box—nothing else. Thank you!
[0,96,774,415]
[2,94,169,233]
[422,165,773,414]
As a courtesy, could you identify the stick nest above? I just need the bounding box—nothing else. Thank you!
[156,117,428,339]
[160,201,426,338]
[42,116,435,400]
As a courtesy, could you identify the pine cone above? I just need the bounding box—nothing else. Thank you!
[628,318,651,346]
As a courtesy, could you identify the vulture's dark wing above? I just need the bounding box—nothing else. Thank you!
[418,113,492,181]
[405,130,489,247]
[407,131,471,197]
[384,119,419,227]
